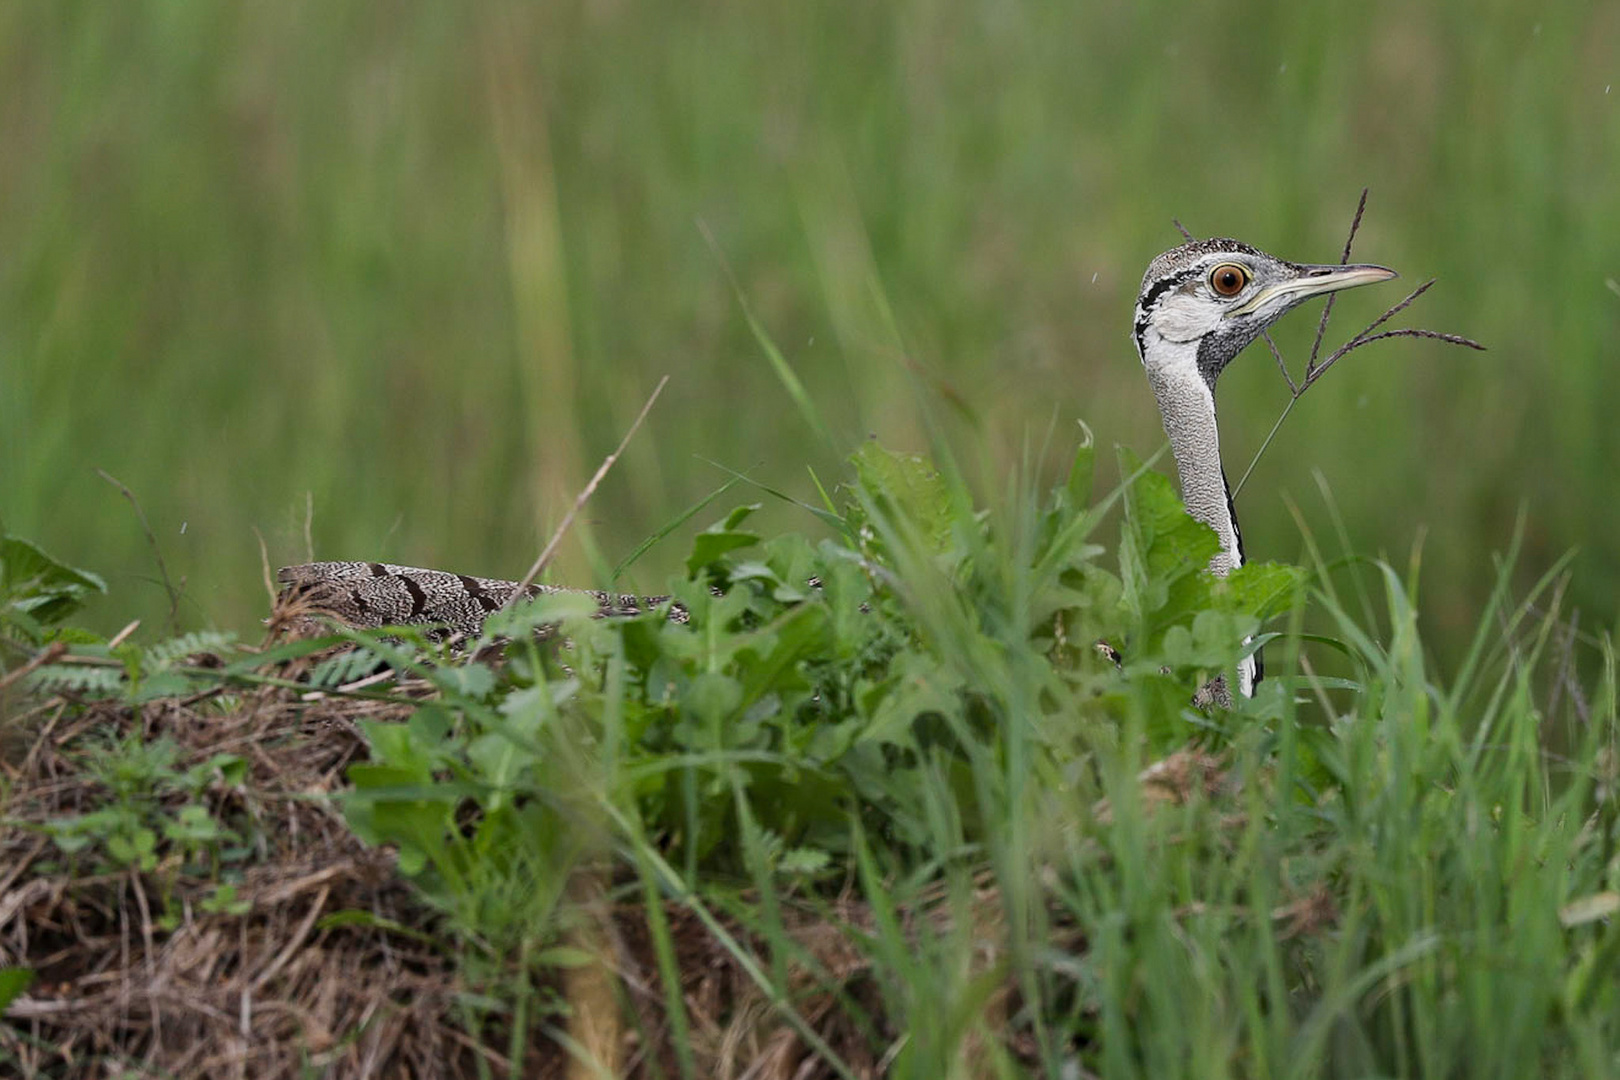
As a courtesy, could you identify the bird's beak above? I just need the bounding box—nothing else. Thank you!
[1226,262,1398,318]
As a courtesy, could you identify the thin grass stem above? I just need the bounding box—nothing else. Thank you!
[1233,397,1299,499]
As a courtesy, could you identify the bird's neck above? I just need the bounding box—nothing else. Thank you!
[1140,336,1243,577]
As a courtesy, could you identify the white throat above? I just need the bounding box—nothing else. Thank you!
[1138,333,1242,576]
[1137,329,1256,696]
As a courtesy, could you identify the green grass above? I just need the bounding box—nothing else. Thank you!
[4,432,1616,1076]
[3,4,1620,1073]
[2,1,1617,673]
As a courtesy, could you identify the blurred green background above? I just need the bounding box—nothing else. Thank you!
[2,2,1616,667]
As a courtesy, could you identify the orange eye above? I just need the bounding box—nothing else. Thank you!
[1209,263,1250,297]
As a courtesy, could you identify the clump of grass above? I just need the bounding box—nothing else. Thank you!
[3,430,1615,1077]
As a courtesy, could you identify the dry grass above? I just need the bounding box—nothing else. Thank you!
[0,671,478,1077]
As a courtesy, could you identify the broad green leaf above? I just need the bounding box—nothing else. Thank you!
[0,535,108,632]
[359,721,436,778]
[1218,561,1306,619]
[0,967,35,1015]
[683,672,743,727]
[735,603,827,700]
[720,504,759,531]
[860,651,964,747]
[850,442,955,556]
[443,661,495,700]
[408,704,454,746]
[686,507,764,575]
[0,536,108,597]
[1159,609,1259,670]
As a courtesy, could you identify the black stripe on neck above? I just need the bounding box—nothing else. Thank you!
[1140,268,1194,312]
[1222,471,1263,687]
[1133,269,1199,357]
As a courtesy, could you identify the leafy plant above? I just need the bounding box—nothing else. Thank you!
[0,532,107,655]
[9,432,1614,1078]
[28,733,247,874]
[317,428,1620,1075]
[24,628,241,704]
[340,436,1297,940]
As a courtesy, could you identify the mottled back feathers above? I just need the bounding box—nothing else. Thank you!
[275,560,684,637]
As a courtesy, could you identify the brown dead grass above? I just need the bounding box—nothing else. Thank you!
[0,672,480,1078]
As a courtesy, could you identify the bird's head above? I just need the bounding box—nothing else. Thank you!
[1132,238,1396,387]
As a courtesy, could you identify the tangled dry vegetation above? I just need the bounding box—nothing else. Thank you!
[0,659,475,1077]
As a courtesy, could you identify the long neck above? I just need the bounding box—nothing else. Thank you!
[1141,337,1244,577]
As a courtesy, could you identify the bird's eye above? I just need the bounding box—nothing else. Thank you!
[1209,263,1250,297]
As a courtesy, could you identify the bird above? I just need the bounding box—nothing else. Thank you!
[272,559,685,641]
[1131,238,1395,697]
[276,238,1398,701]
